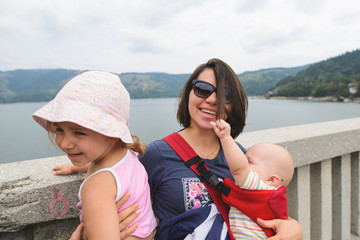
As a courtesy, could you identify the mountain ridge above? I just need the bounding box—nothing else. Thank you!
[1,49,359,103]
[0,67,306,103]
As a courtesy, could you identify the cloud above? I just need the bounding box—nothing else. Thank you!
[294,0,326,14]
[0,0,359,73]
[235,0,268,13]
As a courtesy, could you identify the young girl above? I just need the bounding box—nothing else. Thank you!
[32,71,157,239]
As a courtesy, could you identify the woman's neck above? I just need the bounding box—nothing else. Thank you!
[179,126,220,159]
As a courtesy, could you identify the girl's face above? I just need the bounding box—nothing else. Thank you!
[188,68,230,131]
[51,122,116,167]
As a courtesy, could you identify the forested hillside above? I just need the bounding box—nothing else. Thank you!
[271,49,360,97]
[120,72,189,98]
[0,67,299,103]
[0,70,190,103]
[0,69,83,103]
[1,49,358,103]
[238,66,307,96]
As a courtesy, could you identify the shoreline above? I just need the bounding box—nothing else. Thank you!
[1,96,360,105]
[254,95,360,103]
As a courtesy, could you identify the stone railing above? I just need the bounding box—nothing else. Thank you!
[237,117,360,240]
[1,117,360,240]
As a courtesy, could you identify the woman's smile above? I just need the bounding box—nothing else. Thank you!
[200,108,216,116]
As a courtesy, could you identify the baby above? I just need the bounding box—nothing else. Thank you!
[211,119,294,239]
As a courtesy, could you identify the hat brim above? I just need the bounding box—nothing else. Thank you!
[32,98,133,144]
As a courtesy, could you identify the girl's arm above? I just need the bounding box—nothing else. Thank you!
[70,193,141,240]
[211,120,251,186]
[69,223,84,240]
[81,171,120,240]
[53,163,90,175]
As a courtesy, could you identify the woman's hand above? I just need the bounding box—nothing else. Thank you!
[115,192,140,238]
[257,217,303,240]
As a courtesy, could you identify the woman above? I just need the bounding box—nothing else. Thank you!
[139,58,302,239]
[66,58,302,239]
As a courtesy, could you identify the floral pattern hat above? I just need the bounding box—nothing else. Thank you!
[33,71,133,143]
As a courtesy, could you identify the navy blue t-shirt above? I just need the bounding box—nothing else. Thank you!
[139,137,246,222]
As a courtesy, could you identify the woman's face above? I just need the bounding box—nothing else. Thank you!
[188,68,230,130]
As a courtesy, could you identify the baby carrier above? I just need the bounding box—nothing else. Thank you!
[162,132,288,239]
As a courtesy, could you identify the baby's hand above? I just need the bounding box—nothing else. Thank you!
[210,119,231,139]
[53,164,75,175]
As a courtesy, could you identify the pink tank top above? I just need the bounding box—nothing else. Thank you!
[77,150,157,238]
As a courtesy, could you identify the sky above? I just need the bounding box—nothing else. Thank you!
[1,0,360,74]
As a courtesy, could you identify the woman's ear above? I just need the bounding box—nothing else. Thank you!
[266,174,281,187]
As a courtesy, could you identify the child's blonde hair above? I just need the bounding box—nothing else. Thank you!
[121,135,146,156]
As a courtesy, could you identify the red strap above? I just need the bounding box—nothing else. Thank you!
[163,132,236,240]
[164,132,289,238]
[163,132,198,167]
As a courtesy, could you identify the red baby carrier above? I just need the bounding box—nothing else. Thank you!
[163,132,288,239]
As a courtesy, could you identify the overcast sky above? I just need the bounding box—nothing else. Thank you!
[1,0,359,74]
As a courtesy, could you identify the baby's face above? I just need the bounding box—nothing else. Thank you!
[246,143,294,187]
[246,148,271,183]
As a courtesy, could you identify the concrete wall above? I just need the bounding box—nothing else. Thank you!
[1,117,360,239]
[0,157,84,240]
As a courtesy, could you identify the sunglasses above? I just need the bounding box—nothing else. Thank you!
[192,80,231,104]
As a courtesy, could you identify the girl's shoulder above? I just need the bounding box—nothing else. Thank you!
[80,171,117,199]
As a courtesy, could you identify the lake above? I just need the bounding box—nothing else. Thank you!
[0,98,359,164]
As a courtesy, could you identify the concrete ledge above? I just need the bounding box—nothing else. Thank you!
[237,117,360,167]
[0,156,84,237]
[0,218,79,240]
[1,117,360,239]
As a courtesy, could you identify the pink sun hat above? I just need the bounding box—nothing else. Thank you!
[32,71,133,144]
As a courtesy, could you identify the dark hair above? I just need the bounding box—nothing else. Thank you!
[177,58,248,138]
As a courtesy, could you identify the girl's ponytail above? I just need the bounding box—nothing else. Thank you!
[127,135,146,156]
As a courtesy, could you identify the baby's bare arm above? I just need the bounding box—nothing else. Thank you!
[211,120,251,186]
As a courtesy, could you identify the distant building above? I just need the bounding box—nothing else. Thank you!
[349,83,358,94]
[264,91,273,99]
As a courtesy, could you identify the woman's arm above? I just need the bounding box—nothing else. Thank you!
[257,217,303,240]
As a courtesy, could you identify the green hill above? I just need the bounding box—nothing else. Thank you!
[270,49,360,98]
[0,67,302,103]
[238,66,307,96]
[0,69,84,103]
[0,70,190,103]
[2,49,358,103]
[119,72,189,99]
